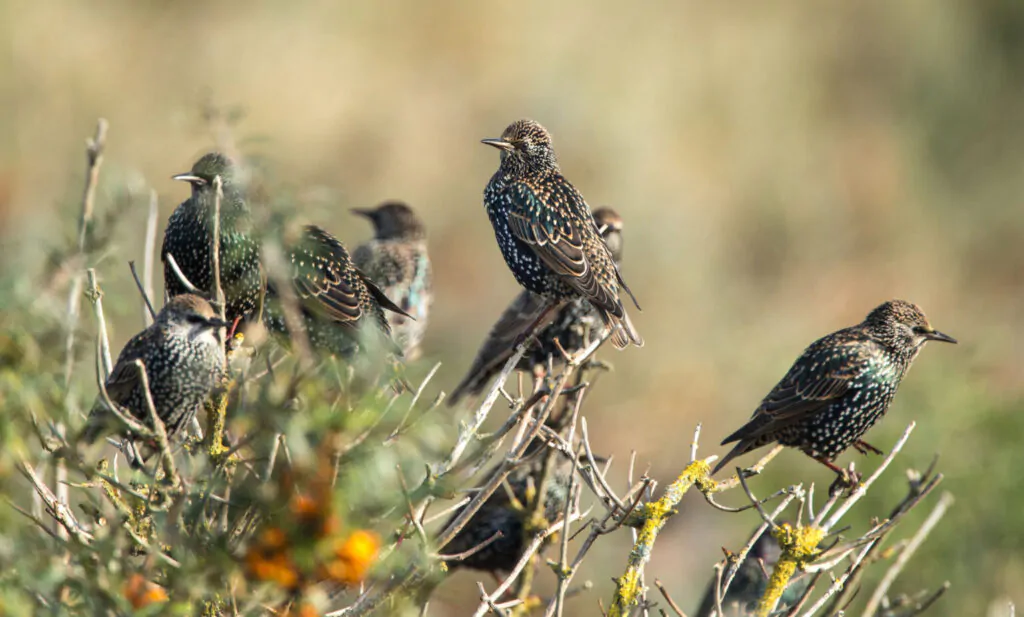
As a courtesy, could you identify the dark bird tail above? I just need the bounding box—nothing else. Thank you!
[712,441,753,475]
[600,307,643,349]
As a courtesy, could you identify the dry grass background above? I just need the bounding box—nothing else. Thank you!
[3,1,1024,614]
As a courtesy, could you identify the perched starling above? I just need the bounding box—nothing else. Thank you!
[448,207,625,405]
[352,201,432,360]
[439,458,570,574]
[481,119,642,349]
[162,152,263,325]
[81,294,229,444]
[693,528,812,617]
[714,300,956,477]
[263,224,411,359]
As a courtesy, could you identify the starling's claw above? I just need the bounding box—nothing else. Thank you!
[853,440,884,456]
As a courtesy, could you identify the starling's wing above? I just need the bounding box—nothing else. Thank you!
[448,290,554,405]
[721,337,871,445]
[713,336,871,474]
[81,328,158,442]
[289,226,369,328]
[505,178,623,316]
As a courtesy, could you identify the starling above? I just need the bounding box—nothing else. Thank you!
[439,458,570,574]
[263,224,411,359]
[481,119,642,350]
[448,207,625,405]
[80,294,230,444]
[162,152,263,325]
[351,201,432,360]
[693,528,812,617]
[714,300,956,477]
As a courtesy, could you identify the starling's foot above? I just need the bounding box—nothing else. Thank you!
[853,440,884,456]
[828,467,862,496]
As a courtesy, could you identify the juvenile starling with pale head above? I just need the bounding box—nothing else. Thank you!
[81,294,230,444]
[449,206,625,405]
[162,152,262,325]
[714,300,956,478]
[481,119,641,349]
[352,201,432,360]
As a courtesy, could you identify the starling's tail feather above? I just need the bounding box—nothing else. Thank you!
[712,440,756,475]
[600,308,643,350]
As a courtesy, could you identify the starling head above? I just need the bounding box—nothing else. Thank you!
[351,201,425,241]
[592,206,624,262]
[160,294,232,342]
[172,152,237,196]
[482,118,559,176]
[863,299,957,353]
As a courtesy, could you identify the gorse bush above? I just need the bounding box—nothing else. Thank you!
[0,120,963,617]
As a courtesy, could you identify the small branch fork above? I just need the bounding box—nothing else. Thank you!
[605,422,950,617]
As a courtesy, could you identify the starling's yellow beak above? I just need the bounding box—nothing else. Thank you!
[172,173,206,185]
[923,329,957,344]
[481,138,514,151]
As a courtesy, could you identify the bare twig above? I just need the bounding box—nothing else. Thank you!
[133,360,179,485]
[164,253,200,294]
[824,423,916,531]
[16,459,93,545]
[129,261,157,323]
[654,579,687,617]
[861,492,954,617]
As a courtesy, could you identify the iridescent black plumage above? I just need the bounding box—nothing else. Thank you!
[481,119,641,350]
[263,224,410,359]
[714,300,957,476]
[448,207,624,405]
[352,201,432,360]
[162,152,263,324]
[693,529,812,617]
[81,294,229,444]
[440,459,570,573]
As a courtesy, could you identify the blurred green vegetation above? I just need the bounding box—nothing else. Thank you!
[3,1,1023,615]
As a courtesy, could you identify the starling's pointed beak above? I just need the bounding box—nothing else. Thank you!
[481,138,514,151]
[172,173,206,185]
[350,208,375,219]
[924,329,957,344]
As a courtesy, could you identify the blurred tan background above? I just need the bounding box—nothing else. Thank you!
[5,1,1024,614]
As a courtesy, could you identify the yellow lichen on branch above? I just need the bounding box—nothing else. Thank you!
[608,459,713,617]
[756,522,825,617]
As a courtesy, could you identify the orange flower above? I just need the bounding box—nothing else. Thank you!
[324,530,380,585]
[123,573,168,609]
[282,602,319,617]
[290,493,320,519]
[259,526,288,551]
[245,551,301,590]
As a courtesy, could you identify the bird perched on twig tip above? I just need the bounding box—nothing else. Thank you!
[80,294,229,446]
[714,300,956,482]
[481,119,642,350]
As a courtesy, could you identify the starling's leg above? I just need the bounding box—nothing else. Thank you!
[852,440,884,456]
[809,454,862,493]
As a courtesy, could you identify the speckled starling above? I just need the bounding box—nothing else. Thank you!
[439,458,570,574]
[448,207,625,405]
[81,294,229,444]
[481,119,641,349]
[693,528,812,617]
[352,201,432,360]
[714,300,956,477]
[162,152,263,325]
[263,224,411,359]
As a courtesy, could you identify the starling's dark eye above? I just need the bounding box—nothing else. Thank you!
[911,326,928,334]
